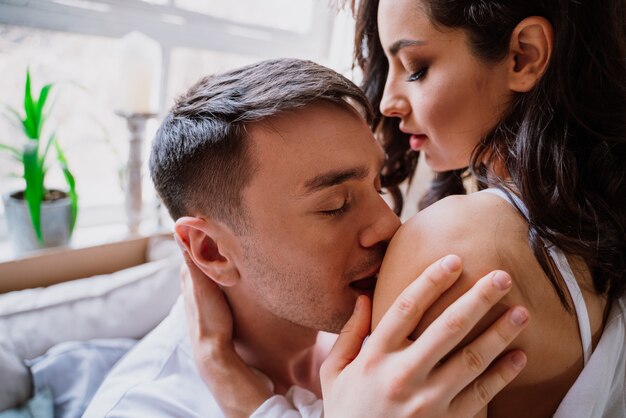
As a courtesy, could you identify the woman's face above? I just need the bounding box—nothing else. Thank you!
[377,0,513,171]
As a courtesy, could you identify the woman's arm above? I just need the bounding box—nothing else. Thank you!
[181,245,528,418]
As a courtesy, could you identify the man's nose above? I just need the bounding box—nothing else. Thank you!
[379,75,410,118]
[359,197,401,249]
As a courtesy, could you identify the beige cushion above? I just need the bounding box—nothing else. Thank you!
[0,238,182,410]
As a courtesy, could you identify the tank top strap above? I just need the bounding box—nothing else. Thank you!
[478,187,530,219]
[478,188,593,364]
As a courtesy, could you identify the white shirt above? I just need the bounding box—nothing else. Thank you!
[553,296,626,418]
[82,297,323,418]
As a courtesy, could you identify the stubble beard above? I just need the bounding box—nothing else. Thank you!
[239,237,352,334]
[239,237,387,334]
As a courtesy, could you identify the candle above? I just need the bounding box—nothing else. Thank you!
[117,31,162,114]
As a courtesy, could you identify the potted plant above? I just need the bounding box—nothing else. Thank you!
[1,69,78,255]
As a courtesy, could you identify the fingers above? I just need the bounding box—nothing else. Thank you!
[180,252,208,343]
[178,236,199,338]
[368,255,463,352]
[408,270,514,368]
[175,234,233,344]
[320,295,371,385]
[436,304,530,395]
[450,349,527,415]
[176,235,221,315]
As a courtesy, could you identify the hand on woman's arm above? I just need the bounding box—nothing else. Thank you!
[321,255,529,418]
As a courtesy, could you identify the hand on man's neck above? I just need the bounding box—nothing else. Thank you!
[225,287,331,397]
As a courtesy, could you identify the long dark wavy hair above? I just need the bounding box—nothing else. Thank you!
[354,0,626,309]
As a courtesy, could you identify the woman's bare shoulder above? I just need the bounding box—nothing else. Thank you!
[373,192,532,327]
[373,192,584,417]
[383,192,528,277]
[406,192,525,241]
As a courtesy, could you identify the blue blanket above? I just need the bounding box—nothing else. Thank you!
[1,339,136,418]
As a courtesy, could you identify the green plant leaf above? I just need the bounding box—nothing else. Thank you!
[54,138,78,233]
[0,142,21,159]
[39,131,56,171]
[22,119,35,139]
[36,84,53,138]
[22,141,44,243]
[38,113,46,138]
[36,84,52,117]
[23,70,38,140]
[5,105,24,126]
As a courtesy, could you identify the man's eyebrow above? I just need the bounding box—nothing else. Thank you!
[302,166,370,195]
[389,39,426,56]
[301,155,386,196]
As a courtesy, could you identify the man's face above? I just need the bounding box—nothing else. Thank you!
[232,102,401,333]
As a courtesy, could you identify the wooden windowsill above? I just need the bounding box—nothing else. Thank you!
[0,225,173,293]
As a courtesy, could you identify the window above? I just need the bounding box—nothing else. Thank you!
[0,0,356,256]
[174,0,315,33]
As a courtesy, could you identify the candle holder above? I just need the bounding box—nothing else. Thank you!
[116,111,157,235]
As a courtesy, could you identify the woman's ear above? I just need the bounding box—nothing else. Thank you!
[507,16,554,92]
[174,217,241,287]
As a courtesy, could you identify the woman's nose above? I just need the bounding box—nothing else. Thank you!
[380,76,410,118]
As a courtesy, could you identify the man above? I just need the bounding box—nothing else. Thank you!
[84,59,526,418]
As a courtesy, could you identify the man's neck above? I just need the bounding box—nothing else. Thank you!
[225,289,324,396]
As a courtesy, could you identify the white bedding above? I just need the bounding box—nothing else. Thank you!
[0,237,182,412]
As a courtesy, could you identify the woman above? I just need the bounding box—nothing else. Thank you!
[359,0,625,417]
[185,0,625,416]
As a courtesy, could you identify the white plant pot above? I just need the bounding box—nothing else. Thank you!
[2,190,73,255]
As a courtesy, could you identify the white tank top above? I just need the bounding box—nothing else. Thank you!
[480,188,626,418]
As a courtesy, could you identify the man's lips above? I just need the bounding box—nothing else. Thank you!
[348,253,384,294]
[349,274,378,291]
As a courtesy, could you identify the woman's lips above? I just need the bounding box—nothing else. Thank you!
[409,134,427,151]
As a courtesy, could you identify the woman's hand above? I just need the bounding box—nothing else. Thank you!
[320,255,529,418]
[180,244,272,418]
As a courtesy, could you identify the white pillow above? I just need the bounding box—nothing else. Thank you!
[0,238,182,410]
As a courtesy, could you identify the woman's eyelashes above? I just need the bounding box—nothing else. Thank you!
[407,66,428,82]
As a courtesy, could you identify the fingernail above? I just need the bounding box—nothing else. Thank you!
[510,307,529,326]
[441,255,461,273]
[511,352,527,369]
[492,271,512,290]
[173,234,187,253]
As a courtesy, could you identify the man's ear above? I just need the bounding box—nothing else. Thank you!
[507,16,553,92]
[174,216,241,287]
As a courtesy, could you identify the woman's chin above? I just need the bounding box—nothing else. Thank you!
[422,153,468,173]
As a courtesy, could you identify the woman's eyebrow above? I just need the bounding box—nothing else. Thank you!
[389,39,427,56]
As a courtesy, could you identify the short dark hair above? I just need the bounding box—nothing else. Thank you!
[150,58,373,233]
